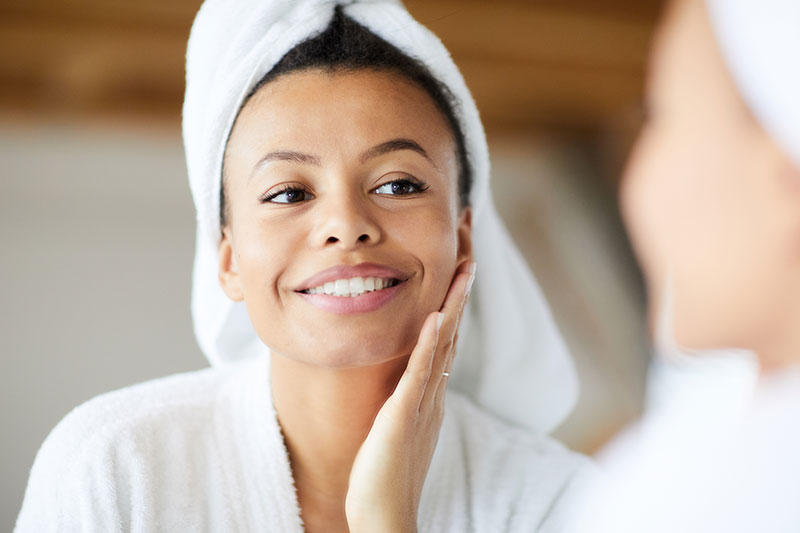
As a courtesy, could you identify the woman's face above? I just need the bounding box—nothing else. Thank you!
[621,0,800,356]
[219,69,471,368]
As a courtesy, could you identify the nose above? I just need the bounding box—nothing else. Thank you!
[310,190,382,249]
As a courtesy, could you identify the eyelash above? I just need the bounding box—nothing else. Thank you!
[260,176,429,204]
[372,176,430,196]
[260,184,313,204]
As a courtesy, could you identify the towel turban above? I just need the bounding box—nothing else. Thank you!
[707,0,800,169]
[183,0,578,434]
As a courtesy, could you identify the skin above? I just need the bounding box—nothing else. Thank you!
[620,0,800,371]
[218,68,474,532]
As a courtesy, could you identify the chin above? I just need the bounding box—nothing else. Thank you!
[260,317,422,369]
[311,329,420,368]
[255,293,438,368]
[659,294,748,353]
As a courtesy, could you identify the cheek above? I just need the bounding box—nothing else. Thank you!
[233,216,301,338]
[623,122,789,349]
[384,205,460,340]
[237,221,292,287]
[621,123,728,341]
[620,125,677,297]
[396,205,458,277]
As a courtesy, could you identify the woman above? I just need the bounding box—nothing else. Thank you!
[567,0,800,530]
[16,1,588,531]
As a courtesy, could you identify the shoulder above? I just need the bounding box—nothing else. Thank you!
[563,368,800,533]
[439,391,594,531]
[44,364,226,461]
[15,364,234,532]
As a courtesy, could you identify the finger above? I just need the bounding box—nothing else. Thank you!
[428,273,469,385]
[423,261,476,407]
[439,260,474,316]
[435,289,470,408]
[440,266,474,376]
[433,330,458,408]
[444,331,459,374]
[434,261,475,374]
[389,311,443,415]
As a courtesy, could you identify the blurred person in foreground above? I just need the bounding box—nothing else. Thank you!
[567,0,800,531]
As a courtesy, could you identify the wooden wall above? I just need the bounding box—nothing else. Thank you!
[0,0,662,136]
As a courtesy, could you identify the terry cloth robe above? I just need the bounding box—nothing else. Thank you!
[16,354,591,532]
[565,360,800,533]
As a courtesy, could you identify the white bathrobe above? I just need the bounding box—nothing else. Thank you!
[565,359,800,533]
[16,354,590,532]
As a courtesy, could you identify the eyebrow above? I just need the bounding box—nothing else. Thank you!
[360,138,437,168]
[253,150,322,171]
[250,138,437,180]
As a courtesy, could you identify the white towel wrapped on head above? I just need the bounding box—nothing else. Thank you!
[184,0,578,435]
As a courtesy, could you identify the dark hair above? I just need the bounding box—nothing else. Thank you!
[220,6,472,228]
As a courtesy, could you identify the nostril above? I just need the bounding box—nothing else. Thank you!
[357,234,369,243]
[326,236,339,244]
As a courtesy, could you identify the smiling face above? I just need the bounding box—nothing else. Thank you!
[218,69,471,368]
[620,0,800,359]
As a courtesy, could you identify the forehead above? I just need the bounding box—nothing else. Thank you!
[229,69,456,162]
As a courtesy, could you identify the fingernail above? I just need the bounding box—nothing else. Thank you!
[435,312,445,331]
[465,262,477,296]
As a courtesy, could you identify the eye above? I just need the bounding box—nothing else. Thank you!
[372,177,429,196]
[261,185,314,204]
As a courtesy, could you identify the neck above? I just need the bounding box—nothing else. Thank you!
[270,352,407,525]
[756,309,800,374]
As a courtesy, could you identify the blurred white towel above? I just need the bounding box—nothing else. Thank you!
[565,361,800,532]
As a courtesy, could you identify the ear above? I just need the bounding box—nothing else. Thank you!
[218,228,244,302]
[455,206,473,269]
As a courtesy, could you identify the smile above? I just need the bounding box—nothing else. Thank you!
[294,262,411,314]
[300,276,401,297]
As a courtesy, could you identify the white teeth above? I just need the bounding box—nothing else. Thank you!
[349,277,364,294]
[335,279,350,296]
[305,276,398,297]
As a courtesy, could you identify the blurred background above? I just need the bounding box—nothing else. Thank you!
[1,0,662,528]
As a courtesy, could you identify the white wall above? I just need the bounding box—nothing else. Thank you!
[0,122,206,529]
[0,122,647,530]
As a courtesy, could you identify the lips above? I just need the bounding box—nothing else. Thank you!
[293,262,412,314]
[294,263,411,293]
[301,276,401,297]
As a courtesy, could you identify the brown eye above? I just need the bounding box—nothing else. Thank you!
[262,186,314,204]
[373,178,428,196]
